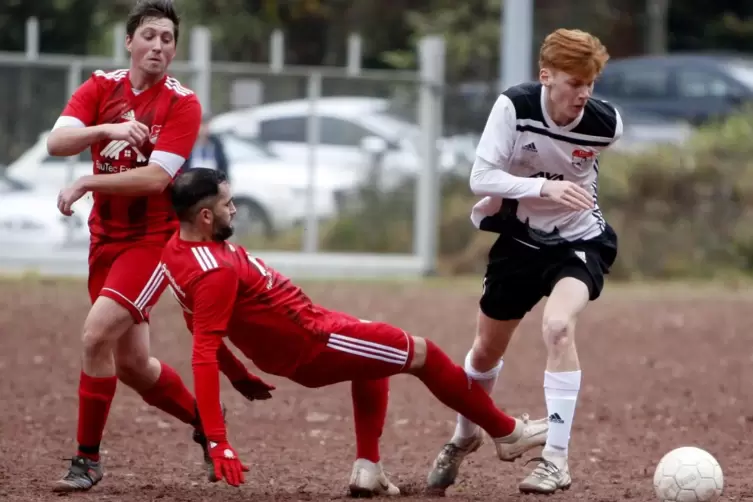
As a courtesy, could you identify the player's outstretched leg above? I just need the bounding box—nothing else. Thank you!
[53,298,128,493]
[518,277,587,495]
[406,337,548,492]
[348,378,400,497]
[426,312,545,493]
[113,322,215,481]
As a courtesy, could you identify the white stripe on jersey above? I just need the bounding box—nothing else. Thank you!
[327,333,409,366]
[94,69,128,81]
[192,247,218,271]
[165,78,193,97]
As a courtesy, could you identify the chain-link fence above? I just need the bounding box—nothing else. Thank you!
[0,32,446,278]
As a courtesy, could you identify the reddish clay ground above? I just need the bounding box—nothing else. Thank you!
[1,279,753,502]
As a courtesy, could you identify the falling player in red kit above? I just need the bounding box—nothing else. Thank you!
[159,168,549,494]
[46,0,276,493]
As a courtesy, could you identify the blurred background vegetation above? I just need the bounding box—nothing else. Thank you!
[2,0,753,77]
[3,0,753,280]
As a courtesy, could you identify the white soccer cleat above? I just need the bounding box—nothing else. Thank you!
[348,458,401,498]
[518,455,572,494]
[493,413,549,462]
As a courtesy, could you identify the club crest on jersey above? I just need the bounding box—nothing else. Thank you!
[150,125,162,145]
[571,148,595,169]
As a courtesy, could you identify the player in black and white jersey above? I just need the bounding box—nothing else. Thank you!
[427,28,622,495]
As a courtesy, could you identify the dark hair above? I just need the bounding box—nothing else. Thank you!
[126,0,180,42]
[171,168,228,222]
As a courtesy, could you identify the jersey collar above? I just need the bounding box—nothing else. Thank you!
[125,71,168,98]
[540,85,584,132]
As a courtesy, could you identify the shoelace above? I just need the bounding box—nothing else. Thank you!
[525,457,560,479]
[60,457,95,479]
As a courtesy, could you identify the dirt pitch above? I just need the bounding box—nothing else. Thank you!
[1,278,753,502]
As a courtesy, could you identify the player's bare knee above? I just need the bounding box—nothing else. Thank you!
[408,336,427,370]
[81,327,113,362]
[114,350,150,384]
[542,314,574,352]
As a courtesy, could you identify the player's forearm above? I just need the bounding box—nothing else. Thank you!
[469,157,545,199]
[77,163,171,195]
[193,333,228,442]
[46,125,109,157]
[217,342,252,382]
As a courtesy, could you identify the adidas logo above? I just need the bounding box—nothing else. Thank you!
[548,413,564,424]
[121,109,135,121]
[522,142,537,153]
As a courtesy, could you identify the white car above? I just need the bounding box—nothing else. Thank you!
[5,131,362,237]
[209,96,471,189]
[218,133,363,235]
[0,175,91,248]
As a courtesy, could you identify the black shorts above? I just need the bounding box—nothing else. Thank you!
[479,225,618,321]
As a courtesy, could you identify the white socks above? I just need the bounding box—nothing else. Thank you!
[451,350,503,445]
[543,370,581,458]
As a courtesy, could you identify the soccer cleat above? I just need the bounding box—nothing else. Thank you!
[192,403,228,482]
[426,433,483,493]
[493,413,548,462]
[518,456,572,494]
[52,456,104,492]
[348,458,401,497]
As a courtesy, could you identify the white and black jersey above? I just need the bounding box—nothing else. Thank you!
[470,82,622,246]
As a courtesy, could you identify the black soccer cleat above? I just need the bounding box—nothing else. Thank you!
[52,456,104,492]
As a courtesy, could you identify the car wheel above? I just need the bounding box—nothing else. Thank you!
[233,199,274,238]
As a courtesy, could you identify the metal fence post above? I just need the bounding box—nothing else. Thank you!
[113,23,127,63]
[500,0,533,91]
[414,36,445,275]
[270,30,285,73]
[25,17,39,60]
[346,33,362,77]
[303,71,322,253]
[190,26,212,115]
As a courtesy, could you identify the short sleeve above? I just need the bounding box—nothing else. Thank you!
[150,95,203,177]
[475,94,517,169]
[56,74,101,128]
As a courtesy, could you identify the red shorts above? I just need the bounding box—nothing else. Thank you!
[88,243,168,324]
[290,319,416,388]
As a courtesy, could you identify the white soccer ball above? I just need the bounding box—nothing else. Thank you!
[653,446,723,502]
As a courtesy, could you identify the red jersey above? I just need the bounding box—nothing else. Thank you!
[55,69,201,245]
[162,234,345,442]
[161,233,340,378]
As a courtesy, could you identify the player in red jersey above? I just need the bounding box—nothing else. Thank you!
[159,168,549,494]
[47,0,274,492]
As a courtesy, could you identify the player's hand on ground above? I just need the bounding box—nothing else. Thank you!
[541,180,593,211]
[103,121,149,146]
[208,441,249,487]
[231,374,276,401]
[57,181,87,216]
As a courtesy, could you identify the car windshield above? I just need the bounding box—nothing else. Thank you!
[359,111,421,148]
[724,61,753,90]
[220,134,277,163]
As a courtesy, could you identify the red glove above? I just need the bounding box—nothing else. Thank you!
[231,374,276,401]
[208,441,249,487]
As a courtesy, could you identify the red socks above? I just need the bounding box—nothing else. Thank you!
[415,340,516,438]
[352,378,389,462]
[138,363,198,426]
[75,364,197,462]
[76,372,117,461]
